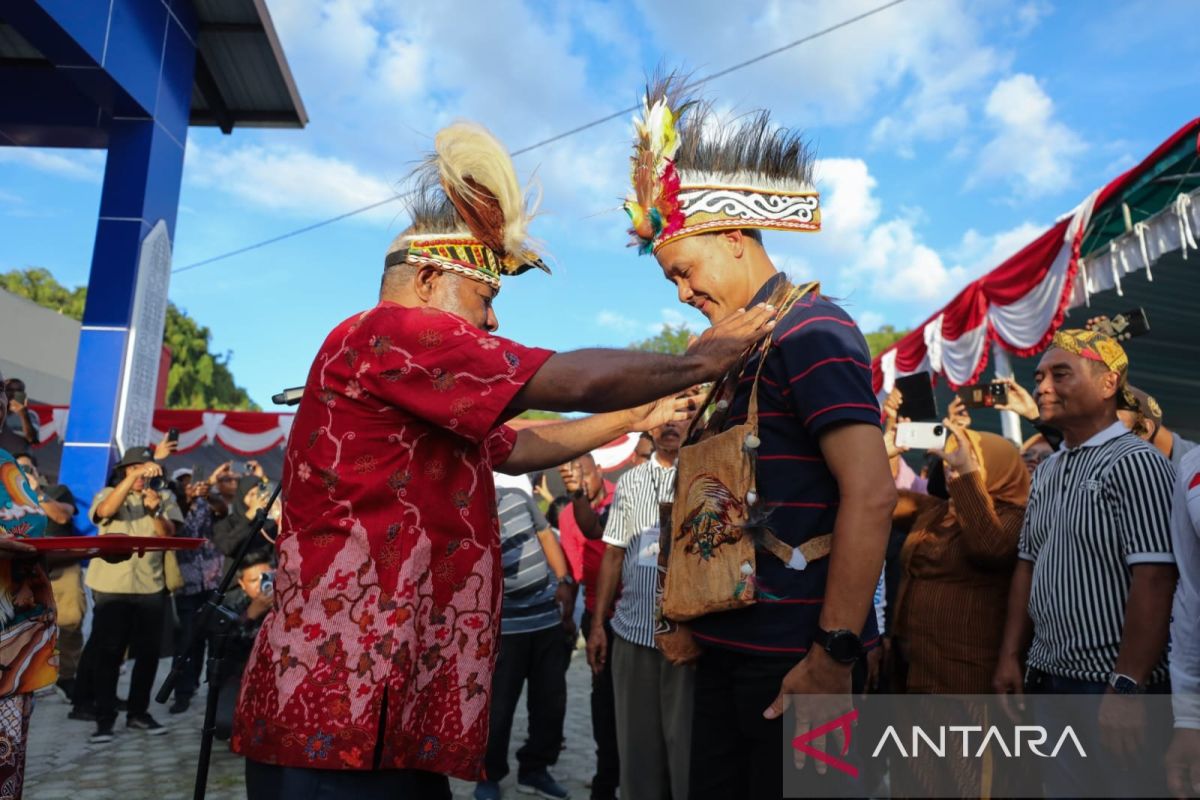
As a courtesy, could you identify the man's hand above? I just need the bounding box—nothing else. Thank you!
[142,489,162,513]
[1098,690,1146,764]
[992,654,1026,722]
[764,647,854,773]
[247,593,273,620]
[995,378,1039,422]
[558,462,583,495]
[686,303,777,378]
[1165,728,1200,799]
[132,461,164,481]
[0,538,38,559]
[624,394,693,434]
[586,622,608,675]
[883,387,903,429]
[555,582,576,639]
[7,397,27,416]
[245,485,269,518]
[153,434,177,461]
[22,467,40,494]
[246,460,266,480]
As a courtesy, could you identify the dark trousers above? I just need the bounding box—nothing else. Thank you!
[485,624,569,782]
[245,760,450,800]
[581,610,620,799]
[1025,668,1171,799]
[688,648,863,800]
[88,591,168,724]
[171,591,208,700]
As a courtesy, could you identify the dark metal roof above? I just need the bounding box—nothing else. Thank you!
[0,0,306,135]
[190,0,307,132]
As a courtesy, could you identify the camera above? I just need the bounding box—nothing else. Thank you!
[259,571,275,597]
[147,476,167,492]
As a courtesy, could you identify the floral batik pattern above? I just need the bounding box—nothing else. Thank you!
[231,303,552,780]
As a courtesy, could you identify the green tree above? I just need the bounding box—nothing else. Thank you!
[1,267,258,410]
[630,323,693,355]
[863,324,911,358]
[517,410,564,421]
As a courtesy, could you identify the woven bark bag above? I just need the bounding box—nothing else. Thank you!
[661,281,830,622]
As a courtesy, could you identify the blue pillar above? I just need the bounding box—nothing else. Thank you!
[57,1,196,529]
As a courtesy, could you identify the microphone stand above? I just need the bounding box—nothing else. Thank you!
[155,480,282,800]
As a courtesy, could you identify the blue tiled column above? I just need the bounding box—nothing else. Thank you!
[57,1,196,529]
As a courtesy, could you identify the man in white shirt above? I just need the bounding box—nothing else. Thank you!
[587,419,693,800]
[1166,446,1200,798]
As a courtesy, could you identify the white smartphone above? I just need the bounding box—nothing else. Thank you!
[895,421,947,450]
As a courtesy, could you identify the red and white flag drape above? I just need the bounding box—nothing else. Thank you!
[873,118,1200,393]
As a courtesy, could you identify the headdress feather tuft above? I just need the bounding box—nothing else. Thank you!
[431,122,546,275]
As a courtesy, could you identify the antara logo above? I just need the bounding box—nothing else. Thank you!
[870,725,1087,759]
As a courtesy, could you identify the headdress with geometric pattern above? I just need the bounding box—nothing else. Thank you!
[386,122,549,290]
[623,75,820,255]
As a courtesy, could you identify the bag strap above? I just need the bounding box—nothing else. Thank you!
[745,281,819,432]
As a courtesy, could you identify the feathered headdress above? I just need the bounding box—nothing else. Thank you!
[388,122,549,289]
[624,76,821,254]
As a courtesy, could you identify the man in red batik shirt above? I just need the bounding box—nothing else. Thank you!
[231,122,776,800]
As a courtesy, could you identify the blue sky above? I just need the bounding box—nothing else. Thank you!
[1,0,1197,408]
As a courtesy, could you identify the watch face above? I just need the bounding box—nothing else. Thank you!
[1111,675,1140,694]
[824,630,863,664]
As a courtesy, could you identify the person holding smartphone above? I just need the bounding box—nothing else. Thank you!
[1,377,39,449]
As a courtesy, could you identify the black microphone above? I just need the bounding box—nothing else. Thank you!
[272,386,304,406]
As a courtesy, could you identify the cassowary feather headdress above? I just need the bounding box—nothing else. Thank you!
[387,122,549,290]
[624,75,820,254]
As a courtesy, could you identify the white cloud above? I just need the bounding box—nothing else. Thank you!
[970,73,1085,197]
[857,310,885,332]
[595,310,643,335]
[184,142,400,224]
[953,220,1045,275]
[0,148,103,181]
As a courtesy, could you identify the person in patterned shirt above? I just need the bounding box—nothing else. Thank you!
[231,122,776,799]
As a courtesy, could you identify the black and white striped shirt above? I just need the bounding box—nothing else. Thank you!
[1019,421,1176,683]
[602,458,676,649]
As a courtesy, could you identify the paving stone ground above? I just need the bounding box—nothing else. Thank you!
[26,645,599,799]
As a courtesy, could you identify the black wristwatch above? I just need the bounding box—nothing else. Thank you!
[1107,672,1142,694]
[812,627,865,665]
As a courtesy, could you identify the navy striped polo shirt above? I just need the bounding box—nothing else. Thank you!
[688,273,883,656]
[496,486,560,635]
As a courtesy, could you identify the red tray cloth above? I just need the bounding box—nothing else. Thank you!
[20,536,205,556]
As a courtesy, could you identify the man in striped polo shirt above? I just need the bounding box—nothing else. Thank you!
[619,79,897,799]
[588,418,692,800]
[994,329,1177,796]
[477,476,575,800]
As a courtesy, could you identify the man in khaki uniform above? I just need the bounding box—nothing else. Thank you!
[80,446,183,743]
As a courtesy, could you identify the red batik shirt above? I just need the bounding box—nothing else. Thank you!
[231,303,552,780]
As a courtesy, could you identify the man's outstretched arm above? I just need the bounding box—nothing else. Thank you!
[507,303,775,414]
[498,396,687,475]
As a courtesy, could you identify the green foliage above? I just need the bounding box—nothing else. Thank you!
[1,267,87,319]
[1,267,258,410]
[517,410,565,421]
[863,324,911,358]
[630,323,693,355]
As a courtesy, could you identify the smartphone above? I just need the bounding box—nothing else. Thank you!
[11,390,26,405]
[1093,308,1150,341]
[259,571,275,597]
[894,372,939,421]
[167,427,179,444]
[896,421,948,450]
[957,381,1010,409]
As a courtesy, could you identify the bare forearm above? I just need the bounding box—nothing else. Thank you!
[95,478,136,521]
[152,515,175,537]
[510,350,715,414]
[537,529,571,579]
[500,411,631,475]
[1113,565,1177,684]
[590,546,624,627]
[571,496,604,540]
[999,560,1034,659]
[817,425,895,634]
[38,500,73,525]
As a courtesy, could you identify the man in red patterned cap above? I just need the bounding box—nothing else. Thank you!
[231,122,776,799]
